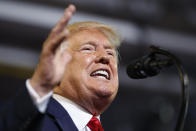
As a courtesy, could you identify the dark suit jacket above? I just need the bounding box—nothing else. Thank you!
[0,87,78,131]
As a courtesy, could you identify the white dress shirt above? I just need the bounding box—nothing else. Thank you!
[26,79,101,131]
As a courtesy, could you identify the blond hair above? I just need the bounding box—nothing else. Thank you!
[66,21,121,49]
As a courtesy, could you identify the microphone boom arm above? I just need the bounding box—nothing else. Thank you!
[149,46,189,131]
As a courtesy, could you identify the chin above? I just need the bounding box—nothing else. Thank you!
[92,91,116,115]
[95,89,113,98]
[93,86,117,101]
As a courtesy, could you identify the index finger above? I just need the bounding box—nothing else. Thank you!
[52,4,76,35]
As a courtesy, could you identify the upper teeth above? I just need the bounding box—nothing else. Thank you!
[91,70,109,79]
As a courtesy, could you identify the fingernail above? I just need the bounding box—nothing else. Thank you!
[69,4,75,8]
[68,4,76,12]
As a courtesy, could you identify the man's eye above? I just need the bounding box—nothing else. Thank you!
[83,47,92,50]
[81,46,95,52]
[108,52,113,56]
[107,51,115,57]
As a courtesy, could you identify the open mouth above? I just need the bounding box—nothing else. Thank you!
[90,69,110,80]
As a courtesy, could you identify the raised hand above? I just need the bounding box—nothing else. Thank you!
[30,4,76,97]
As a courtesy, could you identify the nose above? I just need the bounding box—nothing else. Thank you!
[95,51,110,65]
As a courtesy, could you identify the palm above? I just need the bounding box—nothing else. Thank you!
[30,5,75,96]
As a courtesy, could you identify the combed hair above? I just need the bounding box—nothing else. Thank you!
[66,21,122,49]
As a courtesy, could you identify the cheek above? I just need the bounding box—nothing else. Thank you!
[111,60,118,75]
[85,56,93,64]
[112,63,119,87]
[75,53,96,68]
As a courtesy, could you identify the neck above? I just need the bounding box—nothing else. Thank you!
[53,86,111,115]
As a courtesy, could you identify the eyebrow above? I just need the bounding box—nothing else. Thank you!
[82,41,115,50]
[82,41,96,47]
[105,45,115,50]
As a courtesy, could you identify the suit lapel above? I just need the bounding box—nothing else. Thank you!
[46,97,78,131]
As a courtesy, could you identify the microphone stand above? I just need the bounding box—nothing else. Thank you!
[148,45,189,131]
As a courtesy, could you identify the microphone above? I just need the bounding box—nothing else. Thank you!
[126,54,173,79]
[126,45,190,131]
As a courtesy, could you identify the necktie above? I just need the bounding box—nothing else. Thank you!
[87,116,104,131]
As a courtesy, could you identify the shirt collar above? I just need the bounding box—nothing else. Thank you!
[53,94,100,130]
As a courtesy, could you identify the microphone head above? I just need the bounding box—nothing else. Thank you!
[126,60,148,79]
[126,56,161,79]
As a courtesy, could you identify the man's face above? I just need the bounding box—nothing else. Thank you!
[59,29,119,112]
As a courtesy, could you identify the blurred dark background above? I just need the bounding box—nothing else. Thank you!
[0,0,196,131]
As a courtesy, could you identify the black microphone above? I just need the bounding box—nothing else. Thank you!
[126,54,173,79]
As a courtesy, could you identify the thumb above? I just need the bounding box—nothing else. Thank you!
[53,43,72,83]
